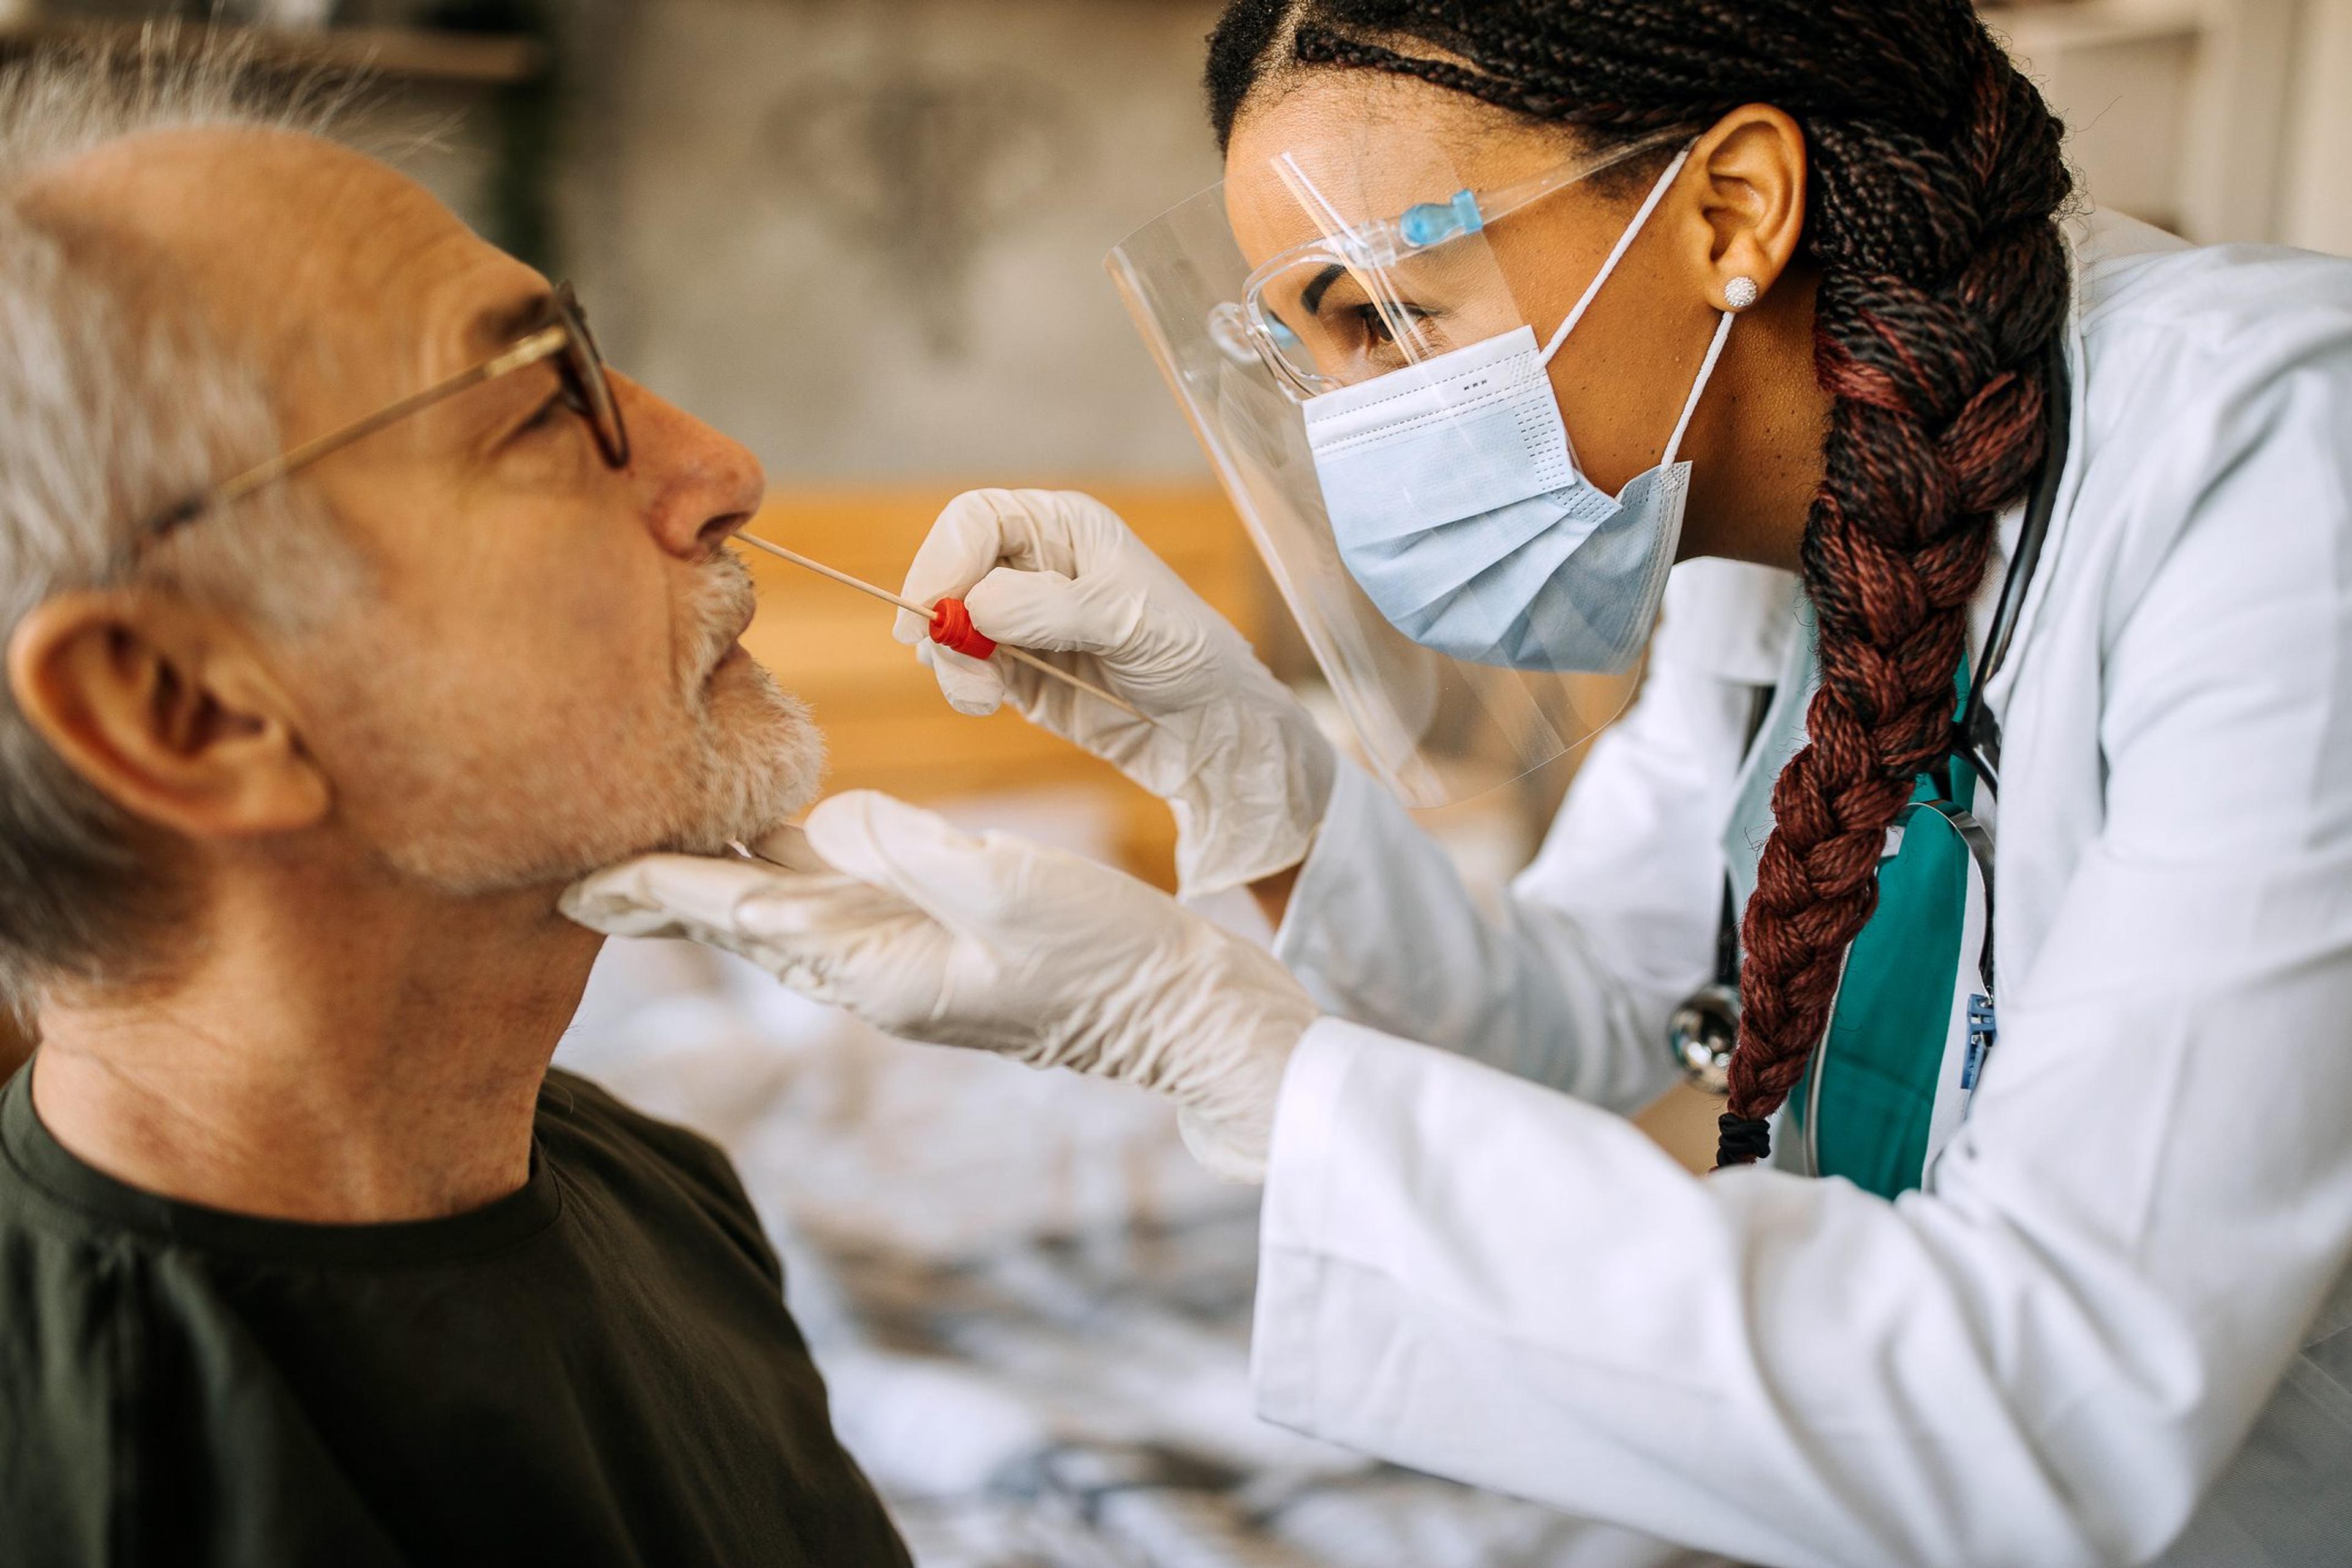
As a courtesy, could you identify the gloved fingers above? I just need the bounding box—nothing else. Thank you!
[963,566,1147,660]
[915,637,1009,716]
[986,492,1229,637]
[564,846,944,1004]
[565,847,916,951]
[562,851,793,941]
[1017,489,1145,575]
[898,489,1076,646]
[723,879,944,1001]
[733,875,921,938]
[1025,491,1237,625]
[805,790,1084,937]
[1177,1107,1271,1185]
[896,491,1008,646]
[745,823,833,874]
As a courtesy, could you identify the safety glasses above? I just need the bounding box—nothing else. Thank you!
[140,281,630,548]
[1212,128,1691,400]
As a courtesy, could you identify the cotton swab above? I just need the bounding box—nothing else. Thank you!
[731,532,1154,725]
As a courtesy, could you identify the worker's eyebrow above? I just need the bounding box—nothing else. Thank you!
[1300,264,1348,316]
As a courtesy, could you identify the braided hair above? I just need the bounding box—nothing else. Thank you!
[1206,1,2072,1167]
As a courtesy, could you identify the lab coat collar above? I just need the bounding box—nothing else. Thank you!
[1979,210,2153,726]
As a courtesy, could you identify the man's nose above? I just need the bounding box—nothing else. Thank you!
[609,372,766,558]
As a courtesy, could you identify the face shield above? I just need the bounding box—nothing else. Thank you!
[1107,126,1698,809]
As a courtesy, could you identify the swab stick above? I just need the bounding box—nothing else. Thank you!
[733,532,1154,726]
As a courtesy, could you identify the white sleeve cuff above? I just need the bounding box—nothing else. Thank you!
[1270,758,1382,962]
[1251,1014,1364,1431]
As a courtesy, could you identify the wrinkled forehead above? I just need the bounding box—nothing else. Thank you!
[22,126,549,415]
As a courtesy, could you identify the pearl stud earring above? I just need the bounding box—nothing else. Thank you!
[1724,276,1762,312]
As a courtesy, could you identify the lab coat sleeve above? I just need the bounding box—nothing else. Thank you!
[1254,353,2352,1566]
[1272,560,1793,1112]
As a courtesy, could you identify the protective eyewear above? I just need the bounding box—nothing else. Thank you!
[141,282,630,547]
[1213,128,1689,400]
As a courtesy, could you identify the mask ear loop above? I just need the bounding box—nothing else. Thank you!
[1539,145,1695,366]
[1660,309,1738,470]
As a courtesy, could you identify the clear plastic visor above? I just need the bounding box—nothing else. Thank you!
[1218,129,1684,400]
[1107,132,1676,808]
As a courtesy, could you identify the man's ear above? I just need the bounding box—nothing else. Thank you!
[6,592,330,840]
[1683,104,1810,312]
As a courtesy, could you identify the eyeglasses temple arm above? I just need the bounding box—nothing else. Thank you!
[1470,126,1698,233]
[188,326,572,521]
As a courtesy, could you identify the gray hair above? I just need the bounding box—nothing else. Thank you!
[0,34,358,1022]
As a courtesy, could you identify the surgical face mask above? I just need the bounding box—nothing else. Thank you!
[1302,149,1736,673]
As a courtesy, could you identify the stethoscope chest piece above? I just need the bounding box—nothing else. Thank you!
[1668,982,1740,1097]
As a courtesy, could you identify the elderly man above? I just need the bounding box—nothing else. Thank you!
[0,45,907,1567]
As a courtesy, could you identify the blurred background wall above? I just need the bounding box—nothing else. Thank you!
[592,0,1222,478]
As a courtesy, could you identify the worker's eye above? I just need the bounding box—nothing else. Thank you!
[1353,302,1433,353]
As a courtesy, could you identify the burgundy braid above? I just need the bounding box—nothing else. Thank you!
[1207,1,2072,1166]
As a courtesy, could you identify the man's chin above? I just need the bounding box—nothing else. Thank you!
[668,668,826,853]
[380,666,826,898]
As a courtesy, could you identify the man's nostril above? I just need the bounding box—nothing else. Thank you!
[697,511,755,554]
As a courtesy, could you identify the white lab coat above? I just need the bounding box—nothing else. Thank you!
[1253,211,2352,1567]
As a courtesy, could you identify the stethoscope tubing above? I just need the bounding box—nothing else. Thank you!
[1680,336,2074,1109]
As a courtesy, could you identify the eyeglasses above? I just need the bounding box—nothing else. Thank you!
[141,282,631,548]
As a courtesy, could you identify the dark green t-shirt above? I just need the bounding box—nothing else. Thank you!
[0,1064,910,1568]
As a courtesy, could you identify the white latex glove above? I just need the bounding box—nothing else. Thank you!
[899,488,1335,897]
[560,791,1320,1182]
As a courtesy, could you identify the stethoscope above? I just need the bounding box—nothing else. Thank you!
[1668,339,2074,1098]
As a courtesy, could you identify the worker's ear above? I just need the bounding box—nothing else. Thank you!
[1679,104,1809,311]
[6,592,330,840]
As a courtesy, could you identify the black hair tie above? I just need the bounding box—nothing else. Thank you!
[1715,1115,1773,1169]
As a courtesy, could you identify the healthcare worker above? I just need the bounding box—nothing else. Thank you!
[567,1,2352,1562]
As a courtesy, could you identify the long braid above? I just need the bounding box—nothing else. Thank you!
[1205,1,2072,1166]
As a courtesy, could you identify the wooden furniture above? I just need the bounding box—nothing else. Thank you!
[0,1014,32,1082]
[739,486,1276,889]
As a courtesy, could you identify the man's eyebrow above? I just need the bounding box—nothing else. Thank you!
[467,290,556,356]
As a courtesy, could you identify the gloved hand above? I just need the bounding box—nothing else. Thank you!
[900,488,1335,897]
[560,791,1320,1182]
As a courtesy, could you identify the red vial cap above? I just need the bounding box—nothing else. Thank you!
[927,598,997,660]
